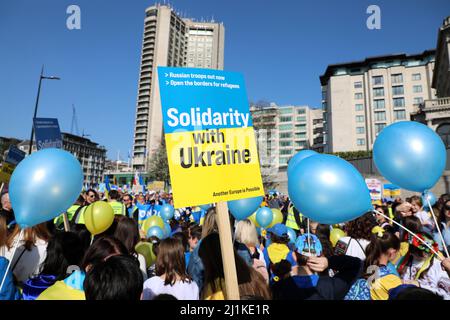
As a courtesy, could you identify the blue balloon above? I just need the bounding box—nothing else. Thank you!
[228,196,263,220]
[422,191,437,208]
[256,207,273,228]
[9,148,83,228]
[160,204,174,221]
[373,121,446,192]
[286,227,297,244]
[163,222,172,239]
[199,204,212,211]
[147,226,164,240]
[287,150,317,177]
[288,154,372,225]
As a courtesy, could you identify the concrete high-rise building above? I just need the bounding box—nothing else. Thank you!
[250,103,323,170]
[320,50,436,153]
[132,4,225,171]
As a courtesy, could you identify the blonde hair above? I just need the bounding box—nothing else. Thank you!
[234,219,259,247]
[202,207,218,239]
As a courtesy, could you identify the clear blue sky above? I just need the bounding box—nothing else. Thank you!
[1,0,449,160]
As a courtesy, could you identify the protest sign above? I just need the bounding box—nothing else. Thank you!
[365,178,382,204]
[158,67,263,208]
[158,67,264,300]
[147,180,165,192]
[33,118,63,150]
[0,145,26,185]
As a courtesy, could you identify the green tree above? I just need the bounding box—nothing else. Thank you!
[146,140,170,185]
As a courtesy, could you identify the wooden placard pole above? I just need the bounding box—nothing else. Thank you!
[62,212,70,232]
[215,201,240,300]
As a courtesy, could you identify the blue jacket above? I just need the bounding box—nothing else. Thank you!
[187,239,204,290]
[0,257,22,300]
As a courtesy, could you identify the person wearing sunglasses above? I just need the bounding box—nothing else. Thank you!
[85,189,99,205]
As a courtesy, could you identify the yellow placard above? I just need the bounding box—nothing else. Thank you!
[147,181,165,192]
[0,162,15,184]
[165,127,263,208]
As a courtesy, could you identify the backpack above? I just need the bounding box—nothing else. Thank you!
[344,266,392,300]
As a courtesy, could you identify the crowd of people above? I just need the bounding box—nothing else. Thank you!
[1,187,450,300]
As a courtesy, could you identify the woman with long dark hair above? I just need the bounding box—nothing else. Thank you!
[22,231,85,300]
[199,233,271,300]
[113,216,147,279]
[143,237,199,300]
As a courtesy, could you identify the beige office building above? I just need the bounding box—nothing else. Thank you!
[132,4,225,171]
[250,103,323,170]
[321,50,436,153]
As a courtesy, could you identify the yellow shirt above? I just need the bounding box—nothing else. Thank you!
[370,273,403,300]
[203,278,226,300]
[37,281,85,300]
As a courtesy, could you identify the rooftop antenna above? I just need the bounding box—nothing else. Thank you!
[82,129,91,139]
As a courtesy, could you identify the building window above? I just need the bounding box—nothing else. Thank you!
[279,124,293,131]
[412,73,421,81]
[373,88,385,97]
[296,116,306,122]
[393,97,405,108]
[280,116,292,122]
[280,108,293,115]
[413,97,424,105]
[391,73,403,84]
[372,76,384,86]
[295,141,307,147]
[374,111,386,121]
[413,85,423,93]
[280,141,293,147]
[375,123,386,134]
[322,91,327,100]
[279,157,289,165]
[355,104,364,111]
[356,127,365,134]
[279,132,292,139]
[437,123,450,147]
[373,99,385,110]
[296,124,307,131]
[297,109,306,114]
[392,85,404,95]
[356,115,365,123]
[295,132,306,139]
[355,93,363,100]
[394,110,406,120]
[279,149,292,155]
[354,81,362,89]
[357,138,366,146]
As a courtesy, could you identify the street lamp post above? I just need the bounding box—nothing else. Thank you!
[28,65,61,154]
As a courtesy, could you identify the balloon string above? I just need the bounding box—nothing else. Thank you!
[373,210,443,261]
[307,219,311,255]
[426,198,450,258]
[0,229,24,292]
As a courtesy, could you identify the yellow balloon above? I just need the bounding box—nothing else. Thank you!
[248,212,259,227]
[84,201,115,235]
[135,241,156,266]
[142,215,165,234]
[330,228,347,247]
[267,208,283,228]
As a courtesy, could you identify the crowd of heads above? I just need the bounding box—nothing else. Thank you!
[1,186,450,300]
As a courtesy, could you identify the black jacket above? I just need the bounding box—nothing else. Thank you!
[271,255,362,300]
